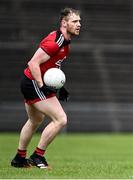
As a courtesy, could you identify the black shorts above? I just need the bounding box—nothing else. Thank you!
[20,74,56,104]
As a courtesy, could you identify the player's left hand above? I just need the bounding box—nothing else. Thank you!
[40,85,57,96]
[57,87,70,101]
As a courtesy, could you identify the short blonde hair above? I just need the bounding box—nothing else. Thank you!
[60,7,80,22]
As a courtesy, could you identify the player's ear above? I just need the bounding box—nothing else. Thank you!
[61,19,67,28]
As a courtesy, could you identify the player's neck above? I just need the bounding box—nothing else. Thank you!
[60,27,71,40]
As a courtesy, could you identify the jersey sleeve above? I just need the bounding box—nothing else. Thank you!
[39,38,59,57]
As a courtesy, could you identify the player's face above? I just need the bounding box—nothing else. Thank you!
[66,13,81,36]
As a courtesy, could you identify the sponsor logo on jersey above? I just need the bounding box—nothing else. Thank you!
[55,57,66,67]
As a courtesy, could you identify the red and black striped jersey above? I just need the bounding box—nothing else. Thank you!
[24,30,71,80]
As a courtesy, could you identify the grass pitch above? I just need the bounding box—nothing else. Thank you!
[0,133,133,179]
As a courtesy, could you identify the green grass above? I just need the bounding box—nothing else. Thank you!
[0,133,133,179]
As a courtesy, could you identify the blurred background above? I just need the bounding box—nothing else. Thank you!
[1,0,133,133]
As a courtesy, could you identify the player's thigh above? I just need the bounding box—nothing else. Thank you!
[32,96,67,122]
[25,103,45,124]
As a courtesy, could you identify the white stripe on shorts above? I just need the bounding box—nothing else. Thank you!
[32,80,46,100]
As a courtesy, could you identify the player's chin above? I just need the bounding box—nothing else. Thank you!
[75,30,80,35]
[75,32,80,36]
[72,31,80,36]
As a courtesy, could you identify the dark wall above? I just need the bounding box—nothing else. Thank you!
[1,0,133,132]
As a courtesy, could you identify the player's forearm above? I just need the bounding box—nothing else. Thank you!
[28,62,43,88]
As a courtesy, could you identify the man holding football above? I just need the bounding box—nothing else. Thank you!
[11,7,81,169]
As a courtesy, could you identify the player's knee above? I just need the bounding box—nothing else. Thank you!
[57,113,67,127]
